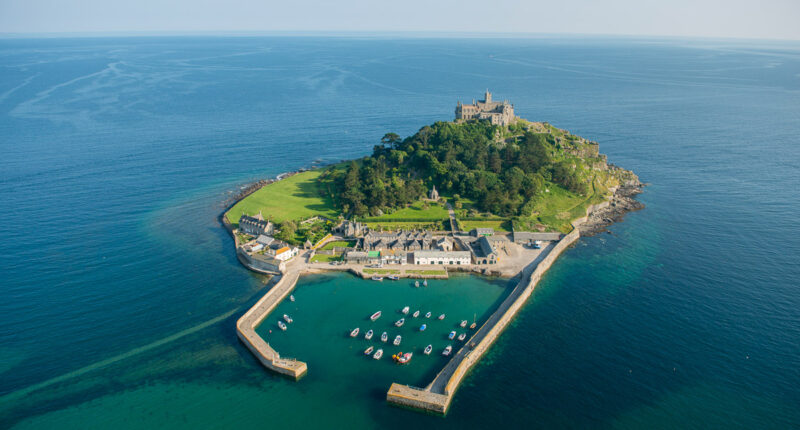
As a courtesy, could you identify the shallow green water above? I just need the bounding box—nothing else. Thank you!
[258,272,511,391]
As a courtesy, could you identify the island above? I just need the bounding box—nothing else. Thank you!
[222,91,643,414]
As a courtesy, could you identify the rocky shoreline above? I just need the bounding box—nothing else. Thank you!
[578,184,645,236]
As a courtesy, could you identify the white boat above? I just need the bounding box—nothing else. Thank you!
[412,310,420,318]
[470,322,477,329]
[381,332,388,342]
[448,331,456,340]
[458,333,466,341]
[365,329,374,340]
[423,280,428,286]
[395,318,405,327]
[401,306,410,314]
[350,327,360,337]
[289,295,295,302]
[438,314,446,320]
[443,345,452,356]
[414,280,420,287]
[420,324,427,331]
[364,346,374,355]
[460,320,467,328]
[283,314,293,324]
[371,276,383,281]
[394,352,413,364]
[373,349,383,360]
[425,312,432,318]
[278,321,287,331]
[370,311,382,321]
[424,345,433,355]
[393,335,402,346]
[388,275,400,280]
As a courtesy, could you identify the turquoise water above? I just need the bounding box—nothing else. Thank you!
[1,36,799,428]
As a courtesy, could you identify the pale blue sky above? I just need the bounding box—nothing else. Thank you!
[1,0,799,40]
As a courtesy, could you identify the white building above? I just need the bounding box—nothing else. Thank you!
[412,250,471,265]
[267,246,299,261]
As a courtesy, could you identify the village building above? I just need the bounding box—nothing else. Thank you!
[471,227,494,237]
[344,251,369,264]
[362,230,434,252]
[239,214,273,237]
[241,242,264,253]
[255,234,275,247]
[337,220,368,238]
[380,250,408,265]
[436,237,453,252]
[512,231,562,245]
[455,91,516,126]
[412,250,472,266]
[266,246,298,261]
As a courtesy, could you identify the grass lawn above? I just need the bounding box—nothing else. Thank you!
[363,221,446,231]
[459,219,511,232]
[523,180,607,232]
[320,240,356,250]
[226,170,339,226]
[405,269,447,276]
[310,254,341,263]
[364,200,449,221]
[363,268,401,274]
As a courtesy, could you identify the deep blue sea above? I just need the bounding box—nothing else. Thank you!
[1,36,799,429]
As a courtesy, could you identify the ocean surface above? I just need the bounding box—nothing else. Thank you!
[1,36,799,429]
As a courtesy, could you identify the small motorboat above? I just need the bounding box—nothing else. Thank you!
[289,295,295,302]
[414,280,420,287]
[423,280,428,287]
[438,314,446,320]
[393,352,413,364]
[393,335,402,346]
[470,322,477,329]
[395,318,405,327]
[370,311,382,321]
[460,320,468,328]
[371,276,383,281]
[350,327,360,337]
[458,333,466,341]
[412,310,420,318]
[373,349,383,360]
[401,306,410,314]
[364,346,374,355]
[283,314,293,324]
[388,275,400,281]
[278,321,287,331]
[424,345,433,355]
[425,312,432,318]
[365,329,374,340]
[442,345,452,356]
[448,331,456,340]
[381,332,388,342]
[420,324,427,331]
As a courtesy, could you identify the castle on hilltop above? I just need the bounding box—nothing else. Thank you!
[455,90,515,126]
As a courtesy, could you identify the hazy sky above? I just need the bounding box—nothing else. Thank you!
[1,0,799,40]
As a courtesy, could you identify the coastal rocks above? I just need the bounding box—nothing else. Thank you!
[579,184,645,237]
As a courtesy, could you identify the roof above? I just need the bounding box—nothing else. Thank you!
[512,231,562,241]
[413,251,471,258]
[367,251,380,258]
[256,235,275,245]
[474,228,494,236]
[275,246,291,255]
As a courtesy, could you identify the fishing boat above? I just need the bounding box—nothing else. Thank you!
[448,331,456,340]
[381,332,388,342]
[438,314,446,320]
[414,280,420,287]
[371,276,383,281]
[442,345,452,356]
[423,280,428,286]
[278,321,287,331]
[393,352,413,364]
[470,322,477,329]
[388,275,400,281]
[289,295,295,302]
[365,329,374,340]
[460,320,467,328]
[350,327,360,337]
[364,346,374,355]
[424,345,433,355]
[395,318,405,327]
[420,324,427,331]
[458,333,466,341]
[393,335,402,346]
[283,314,293,323]
[401,306,410,314]
[412,310,420,318]
[373,349,383,360]
[425,312,432,318]
[370,311,382,321]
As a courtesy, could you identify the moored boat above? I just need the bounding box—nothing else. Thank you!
[278,321,287,331]
[460,320,467,328]
[370,311,382,321]
[395,318,405,327]
[414,281,420,287]
[420,324,427,331]
[381,332,388,342]
[350,327,360,337]
[423,280,428,286]
[393,335,402,346]
[425,312,432,318]
[412,310,420,318]
[458,333,466,341]
[364,346,374,355]
[283,314,293,323]
[393,352,413,364]
[289,295,295,302]
[424,344,433,355]
[371,276,383,281]
[365,329,374,340]
[373,349,383,360]
[448,331,456,340]
[470,322,477,329]
[442,345,452,356]
[401,306,410,314]
[438,314,446,320]
[388,275,400,280]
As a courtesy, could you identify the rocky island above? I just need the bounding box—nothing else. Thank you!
[223,91,642,414]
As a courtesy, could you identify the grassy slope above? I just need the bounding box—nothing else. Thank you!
[226,170,339,226]
[364,200,449,221]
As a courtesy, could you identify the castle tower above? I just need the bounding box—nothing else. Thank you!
[484,90,492,103]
